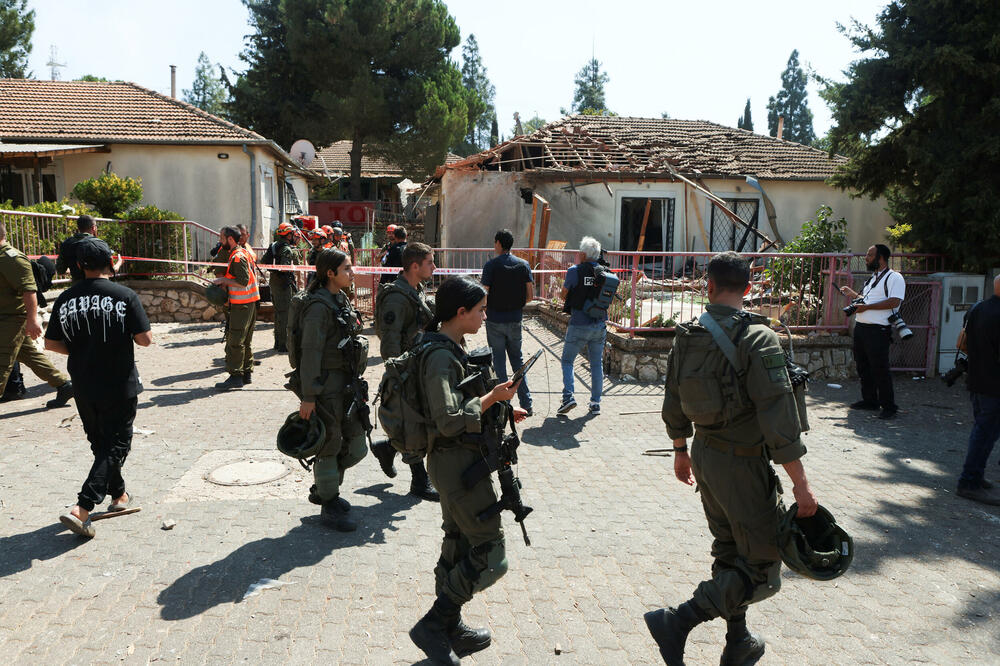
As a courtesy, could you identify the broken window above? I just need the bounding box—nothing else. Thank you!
[619,197,675,252]
[709,199,760,252]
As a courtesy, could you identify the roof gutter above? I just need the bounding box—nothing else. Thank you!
[242,143,258,243]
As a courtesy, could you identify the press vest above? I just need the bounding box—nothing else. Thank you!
[226,246,260,304]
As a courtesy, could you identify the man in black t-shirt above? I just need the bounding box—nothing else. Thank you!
[379,226,407,285]
[56,215,124,282]
[955,274,1000,506]
[44,238,152,538]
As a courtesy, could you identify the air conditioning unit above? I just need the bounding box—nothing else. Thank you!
[929,272,986,374]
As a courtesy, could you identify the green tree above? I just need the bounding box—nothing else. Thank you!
[76,75,110,82]
[233,0,468,200]
[457,34,495,152]
[489,112,499,147]
[71,172,143,219]
[0,0,34,78]
[767,205,849,300]
[571,57,610,114]
[824,0,1000,270]
[519,114,546,135]
[183,52,228,117]
[737,98,753,132]
[767,50,815,145]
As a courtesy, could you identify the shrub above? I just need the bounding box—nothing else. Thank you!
[71,172,143,218]
[0,199,99,255]
[766,205,849,300]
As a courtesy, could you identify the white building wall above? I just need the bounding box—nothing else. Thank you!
[439,170,893,254]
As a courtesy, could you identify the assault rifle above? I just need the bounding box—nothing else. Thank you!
[472,429,533,546]
[341,335,374,443]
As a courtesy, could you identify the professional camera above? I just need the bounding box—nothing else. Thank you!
[887,312,914,340]
[942,353,968,387]
[842,298,865,317]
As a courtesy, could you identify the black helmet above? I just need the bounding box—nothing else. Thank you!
[204,284,227,306]
[276,412,325,469]
[778,504,854,581]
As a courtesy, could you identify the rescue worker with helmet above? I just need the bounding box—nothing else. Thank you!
[263,222,299,352]
[408,276,527,664]
[292,248,369,532]
[648,251,819,666]
[213,226,260,391]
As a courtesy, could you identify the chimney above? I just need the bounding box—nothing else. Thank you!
[170,65,177,98]
[777,116,784,141]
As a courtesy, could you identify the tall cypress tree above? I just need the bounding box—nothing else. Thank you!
[489,112,499,147]
[571,58,610,114]
[766,50,815,145]
[183,52,228,117]
[737,98,754,132]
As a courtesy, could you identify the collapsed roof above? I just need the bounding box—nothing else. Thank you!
[438,115,846,181]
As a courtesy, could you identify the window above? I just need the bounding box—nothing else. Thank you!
[284,180,303,215]
[619,197,674,252]
[0,166,24,206]
[262,171,274,208]
[709,199,760,251]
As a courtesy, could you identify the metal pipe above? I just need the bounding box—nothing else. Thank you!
[242,144,258,243]
[170,65,176,98]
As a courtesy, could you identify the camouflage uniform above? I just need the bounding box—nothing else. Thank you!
[265,239,298,350]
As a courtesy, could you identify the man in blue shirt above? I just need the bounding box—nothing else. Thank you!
[558,236,607,415]
[482,229,534,415]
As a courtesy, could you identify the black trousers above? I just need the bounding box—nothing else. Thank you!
[853,323,896,410]
[75,395,137,511]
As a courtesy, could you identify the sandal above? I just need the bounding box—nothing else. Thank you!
[59,513,96,538]
[108,493,134,512]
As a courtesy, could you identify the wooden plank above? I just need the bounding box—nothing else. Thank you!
[538,205,551,249]
[689,189,710,251]
[89,507,142,521]
[636,198,653,252]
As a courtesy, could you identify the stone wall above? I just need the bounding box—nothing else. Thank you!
[125,280,225,324]
[528,303,856,382]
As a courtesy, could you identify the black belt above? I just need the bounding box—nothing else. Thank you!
[697,434,764,457]
[855,322,890,329]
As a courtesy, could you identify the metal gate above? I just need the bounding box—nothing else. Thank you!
[887,280,941,375]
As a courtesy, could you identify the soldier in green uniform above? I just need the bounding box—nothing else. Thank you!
[408,276,526,665]
[0,222,74,407]
[292,248,369,532]
[262,221,299,352]
[647,252,819,666]
[370,241,440,501]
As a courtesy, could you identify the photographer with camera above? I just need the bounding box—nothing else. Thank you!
[953,275,1000,506]
[839,244,906,419]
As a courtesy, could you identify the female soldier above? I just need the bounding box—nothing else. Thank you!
[297,248,368,532]
[409,277,527,664]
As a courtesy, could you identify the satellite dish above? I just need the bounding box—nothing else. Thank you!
[289,139,316,167]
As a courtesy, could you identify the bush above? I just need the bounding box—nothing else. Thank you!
[71,172,143,218]
[0,199,99,255]
[116,205,190,277]
[766,205,849,299]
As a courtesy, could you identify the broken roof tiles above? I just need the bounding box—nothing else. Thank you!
[444,115,846,181]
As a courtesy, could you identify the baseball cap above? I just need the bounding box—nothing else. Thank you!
[77,237,115,273]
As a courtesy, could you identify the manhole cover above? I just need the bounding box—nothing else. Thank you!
[205,459,291,486]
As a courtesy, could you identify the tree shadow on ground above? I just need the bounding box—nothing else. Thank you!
[157,483,418,620]
[149,368,224,386]
[0,523,89,578]
[809,381,999,641]
[141,387,217,409]
[160,337,220,350]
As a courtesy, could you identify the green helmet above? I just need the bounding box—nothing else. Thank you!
[778,503,853,581]
[276,412,325,469]
[204,284,227,306]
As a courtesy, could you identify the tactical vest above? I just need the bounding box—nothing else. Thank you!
[287,289,367,377]
[373,279,434,344]
[563,262,598,313]
[225,247,260,304]
[486,255,528,312]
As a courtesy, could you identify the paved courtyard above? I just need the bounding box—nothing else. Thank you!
[1,316,998,665]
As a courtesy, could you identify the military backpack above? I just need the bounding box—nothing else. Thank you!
[375,340,452,457]
[286,289,335,370]
[373,280,429,339]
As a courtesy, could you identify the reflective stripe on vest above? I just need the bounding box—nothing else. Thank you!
[226,247,260,304]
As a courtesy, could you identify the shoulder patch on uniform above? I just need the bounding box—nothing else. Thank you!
[4,247,18,257]
[762,352,785,369]
[383,310,396,325]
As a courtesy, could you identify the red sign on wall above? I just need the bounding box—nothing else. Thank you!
[309,201,376,227]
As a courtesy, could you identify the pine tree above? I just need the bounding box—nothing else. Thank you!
[0,0,34,78]
[766,50,815,145]
[571,57,610,114]
[825,0,1000,270]
[458,35,495,151]
[737,98,753,132]
[489,113,499,147]
[231,0,469,200]
[183,52,228,117]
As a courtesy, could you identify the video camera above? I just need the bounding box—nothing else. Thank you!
[942,353,968,387]
[843,298,864,317]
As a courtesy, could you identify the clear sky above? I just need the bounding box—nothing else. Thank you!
[27,0,888,146]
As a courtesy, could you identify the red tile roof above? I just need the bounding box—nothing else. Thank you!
[315,139,462,178]
[444,115,846,181]
[0,79,266,144]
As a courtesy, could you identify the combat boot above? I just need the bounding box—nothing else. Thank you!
[409,461,439,502]
[644,603,704,665]
[719,632,765,665]
[214,374,244,391]
[449,613,491,657]
[308,485,350,512]
[1,364,26,402]
[46,381,74,408]
[320,497,357,532]
[370,438,398,478]
[410,596,461,666]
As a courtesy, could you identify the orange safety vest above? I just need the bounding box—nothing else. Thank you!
[226,246,260,304]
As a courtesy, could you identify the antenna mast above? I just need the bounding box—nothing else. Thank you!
[46,45,67,81]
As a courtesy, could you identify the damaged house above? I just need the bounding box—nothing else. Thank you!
[428,115,892,254]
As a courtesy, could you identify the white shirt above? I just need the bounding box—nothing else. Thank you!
[855,268,906,326]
